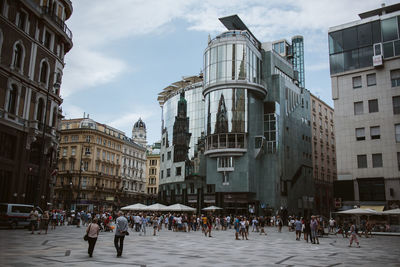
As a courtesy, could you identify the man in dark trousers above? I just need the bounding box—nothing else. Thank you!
[114,211,128,257]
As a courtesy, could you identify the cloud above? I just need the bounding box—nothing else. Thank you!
[61,103,85,119]
[62,49,127,98]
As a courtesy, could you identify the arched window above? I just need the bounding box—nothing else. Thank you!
[37,98,44,122]
[13,43,23,70]
[39,60,49,85]
[7,84,18,114]
[51,107,57,127]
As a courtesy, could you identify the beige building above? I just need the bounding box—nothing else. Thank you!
[310,94,337,216]
[0,0,73,207]
[329,3,400,209]
[146,143,160,203]
[120,136,147,205]
[55,117,126,211]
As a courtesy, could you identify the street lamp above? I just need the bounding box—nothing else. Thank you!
[35,77,60,208]
[75,139,90,211]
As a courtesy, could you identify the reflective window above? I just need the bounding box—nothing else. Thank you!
[343,27,358,50]
[354,101,363,115]
[383,42,394,58]
[393,96,400,114]
[367,73,376,86]
[355,128,365,141]
[357,23,372,46]
[391,70,400,87]
[368,99,379,113]
[205,88,247,134]
[381,17,398,42]
[370,126,380,140]
[352,76,362,88]
[395,124,400,142]
[372,153,382,168]
[357,154,367,168]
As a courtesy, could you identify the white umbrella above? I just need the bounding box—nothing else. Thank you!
[121,203,147,211]
[166,203,196,212]
[382,208,400,215]
[146,203,168,211]
[202,205,223,211]
[337,208,379,215]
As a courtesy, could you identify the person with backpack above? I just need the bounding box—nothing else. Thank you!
[348,220,360,248]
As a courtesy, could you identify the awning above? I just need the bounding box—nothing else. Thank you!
[360,205,384,212]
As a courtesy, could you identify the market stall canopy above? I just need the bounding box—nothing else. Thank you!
[166,204,196,212]
[382,208,400,215]
[146,203,168,211]
[360,205,385,212]
[337,208,379,215]
[121,203,147,211]
[202,206,223,211]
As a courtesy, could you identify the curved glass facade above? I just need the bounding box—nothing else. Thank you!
[204,37,262,87]
[162,85,204,159]
[205,88,248,135]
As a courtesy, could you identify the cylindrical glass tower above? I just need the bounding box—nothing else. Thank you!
[203,30,267,156]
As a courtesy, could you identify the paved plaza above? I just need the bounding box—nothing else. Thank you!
[0,225,399,267]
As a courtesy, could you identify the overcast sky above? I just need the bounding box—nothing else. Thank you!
[61,0,396,144]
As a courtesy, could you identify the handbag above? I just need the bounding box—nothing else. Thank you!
[84,223,92,241]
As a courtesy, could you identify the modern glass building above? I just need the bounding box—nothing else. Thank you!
[158,76,206,212]
[158,15,314,216]
[291,36,305,88]
[329,3,400,210]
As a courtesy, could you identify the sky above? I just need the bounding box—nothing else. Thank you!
[61,0,397,144]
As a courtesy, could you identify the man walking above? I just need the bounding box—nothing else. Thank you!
[114,211,128,257]
[310,216,319,244]
[294,217,302,240]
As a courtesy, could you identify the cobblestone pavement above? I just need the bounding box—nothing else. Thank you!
[0,225,399,267]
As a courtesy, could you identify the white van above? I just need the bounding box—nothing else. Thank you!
[0,203,43,229]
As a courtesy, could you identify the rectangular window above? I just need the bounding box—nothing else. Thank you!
[357,154,367,168]
[63,136,68,142]
[355,128,365,141]
[166,168,170,177]
[391,70,400,87]
[176,167,181,176]
[71,147,76,156]
[372,153,383,168]
[167,151,171,160]
[395,124,400,142]
[358,178,385,201]
[368,99,379,113]
[398,152,400,171]
[352,76,362,88]
[62,148,67,157]
[370,126,380,140]
[354,101,363,115]
[367,73,376,86]
[161,170,164,179]
[393,96,400,114]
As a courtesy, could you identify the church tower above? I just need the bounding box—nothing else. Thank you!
[132,118,147,147]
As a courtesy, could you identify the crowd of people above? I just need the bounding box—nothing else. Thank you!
[28,208,374,257]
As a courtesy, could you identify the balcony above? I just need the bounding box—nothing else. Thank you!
[205,133,247,157]
[41,6,73,42]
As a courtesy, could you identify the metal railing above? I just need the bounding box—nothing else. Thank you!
[41,6,73,41]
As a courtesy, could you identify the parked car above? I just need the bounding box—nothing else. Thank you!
[0,203,43,229]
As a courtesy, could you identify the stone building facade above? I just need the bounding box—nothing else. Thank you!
[0,0,73,207]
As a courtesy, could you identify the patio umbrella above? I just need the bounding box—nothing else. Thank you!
[146,203,168,211]
[337,208,379,215]
[202,205,223,211]
[166,203,196,212]
[121,203,147,211]
[382,208,400,215]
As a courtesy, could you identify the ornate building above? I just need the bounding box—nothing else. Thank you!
[0,0,73,207]
[54,118,124,211]
[310,94,336,217]
[146,142,160,204]
[120,135,147,205]
[132,118,147,148]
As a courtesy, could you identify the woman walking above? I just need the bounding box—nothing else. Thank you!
[86,218,100,257]
[348,221,360,248]
[39,211,50,234]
